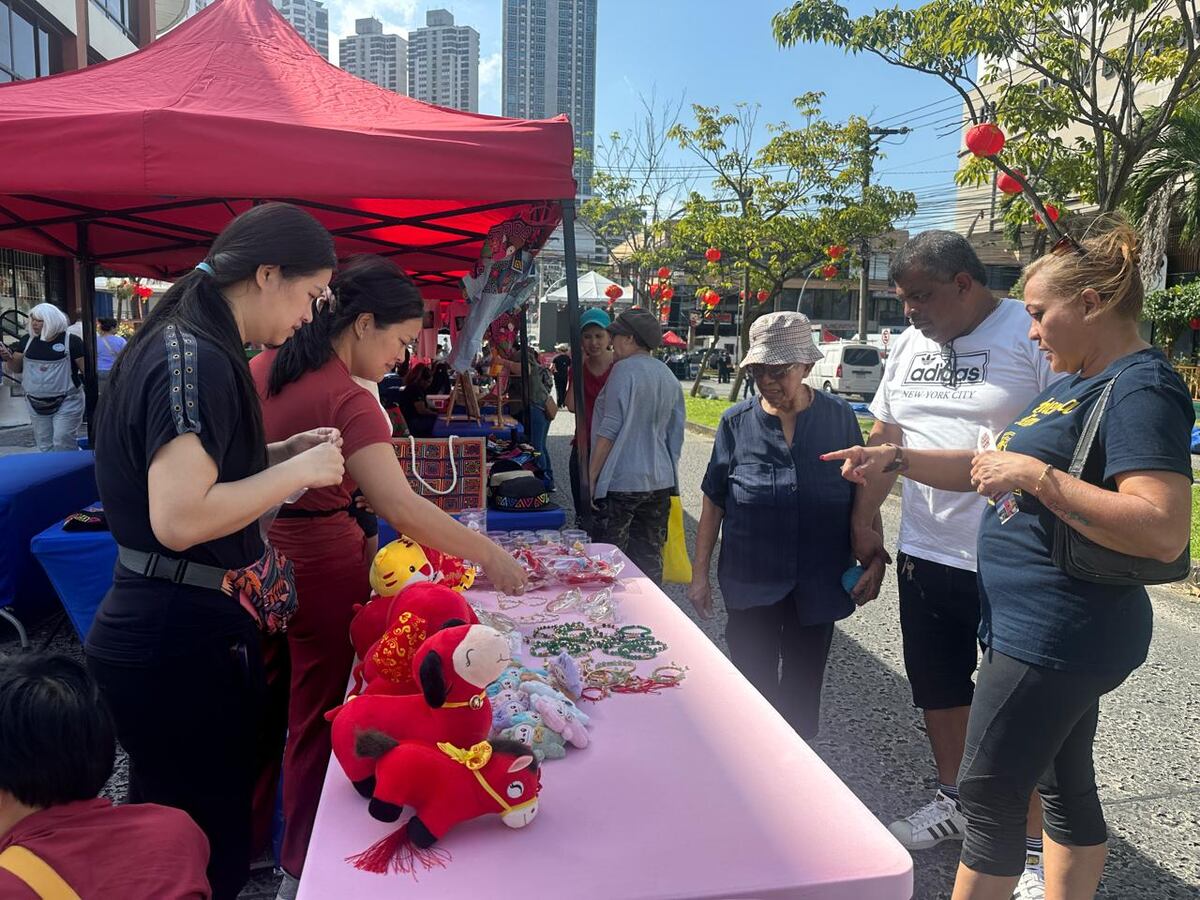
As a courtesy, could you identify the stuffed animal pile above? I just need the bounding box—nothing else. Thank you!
[486,656,592,762]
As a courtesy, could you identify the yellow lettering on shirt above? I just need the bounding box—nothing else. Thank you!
[1014,397,1079,428]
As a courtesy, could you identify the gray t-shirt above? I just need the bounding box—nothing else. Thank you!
[591,353,685,498]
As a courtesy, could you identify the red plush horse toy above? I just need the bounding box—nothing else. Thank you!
[327,622,511,797]
[349,583,478,696]
[348,735,541,875]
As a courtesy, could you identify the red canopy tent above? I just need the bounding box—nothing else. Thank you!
[0,0,590,482]
[661,330,687,348]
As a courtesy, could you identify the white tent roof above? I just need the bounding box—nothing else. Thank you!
[546,270,635,303]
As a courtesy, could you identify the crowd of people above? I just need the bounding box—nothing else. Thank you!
[0,205,1190,900]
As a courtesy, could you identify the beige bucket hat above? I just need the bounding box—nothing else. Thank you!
[739,312,824,368]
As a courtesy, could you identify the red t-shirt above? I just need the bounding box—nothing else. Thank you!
[0,799,210,899]
[251,351,392,560]
[566,361,613,449]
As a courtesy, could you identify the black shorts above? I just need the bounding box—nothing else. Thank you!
[896,551,981,710]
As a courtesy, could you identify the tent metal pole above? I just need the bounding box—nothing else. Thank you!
[560,200,589,521]
[518,306,533,441]
[76,222,98,447]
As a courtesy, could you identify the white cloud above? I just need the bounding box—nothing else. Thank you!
[479,51,502,115]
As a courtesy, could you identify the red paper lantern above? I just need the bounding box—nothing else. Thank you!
[657,266,671,279]
[649,283,660,298]
[827,244,846,260]
[1033,203,1060,226]
[661,286,675,300]
[705,247,721,263]
[605,284,623,300]
[703,289,720,307]
[965,123,1006,158]
[997,170,1024,195]
[821,264,838,279]
[756,289,770,303]
[1191,317,1200,330]
[739,290,746,300]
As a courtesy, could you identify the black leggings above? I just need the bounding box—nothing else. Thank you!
[958,648,1132,876]
[725,599,835,740]
[87,630,271,900]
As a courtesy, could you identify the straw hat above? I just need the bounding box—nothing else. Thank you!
[739,312,824,368]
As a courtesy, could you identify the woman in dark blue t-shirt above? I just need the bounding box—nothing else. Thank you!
[825,223,1192,900]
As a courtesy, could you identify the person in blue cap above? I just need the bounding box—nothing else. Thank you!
[564,307,615,526]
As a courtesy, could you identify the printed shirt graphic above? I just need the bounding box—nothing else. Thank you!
[870,299,1057,571]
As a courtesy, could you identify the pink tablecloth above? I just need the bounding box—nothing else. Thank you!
[299,548,913,900]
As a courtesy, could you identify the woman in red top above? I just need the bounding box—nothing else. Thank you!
[564,307,615,525]
[250,255,526,889]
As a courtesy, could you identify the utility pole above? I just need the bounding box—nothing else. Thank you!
[858,124,910,340]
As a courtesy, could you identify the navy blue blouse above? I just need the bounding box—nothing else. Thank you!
[701,392,861,624]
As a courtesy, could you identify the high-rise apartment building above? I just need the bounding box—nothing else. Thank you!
[407,9,478,112]
[502,0,597,196]
[270,0,327,60]
[339,17,406,94]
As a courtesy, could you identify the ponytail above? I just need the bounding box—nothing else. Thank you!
[1022,217,1144,321]
[268,255,424,396]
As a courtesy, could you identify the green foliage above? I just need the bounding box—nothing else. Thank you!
[773,0,1200,214]
[684,396,733,430]
[1125,100,1200,247]
[1144,280,1200,343]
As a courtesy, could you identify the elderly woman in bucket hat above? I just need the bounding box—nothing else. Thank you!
[688,312,887,738]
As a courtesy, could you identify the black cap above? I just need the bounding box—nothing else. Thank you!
[607,308,662,350]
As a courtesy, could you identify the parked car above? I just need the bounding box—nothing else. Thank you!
[805,341,883,402]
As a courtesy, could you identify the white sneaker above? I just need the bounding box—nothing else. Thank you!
[275,872,300,900]
[887,790,967,850]
[1013,852,1045,900]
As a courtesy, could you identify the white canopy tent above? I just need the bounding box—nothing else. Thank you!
[545,271,635,305]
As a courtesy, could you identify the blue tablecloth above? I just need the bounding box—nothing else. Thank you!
[377,506,565,546]
[30,515,116,641]
[431,418,525,440]
[0,452,98,621]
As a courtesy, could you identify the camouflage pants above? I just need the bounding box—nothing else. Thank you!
[594,488,672,585]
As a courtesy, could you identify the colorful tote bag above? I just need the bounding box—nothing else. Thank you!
[394,435,486,513]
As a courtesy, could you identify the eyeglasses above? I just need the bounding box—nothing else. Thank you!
[748,363,799,382]
[1051,234,1087,257]
[941,341,959,390]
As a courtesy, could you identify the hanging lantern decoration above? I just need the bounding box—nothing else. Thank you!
[649,282,661,298]
[705,247,722,263]
[1191,317,1200,331]
[965,122,1006,158]
[703,289,720,307]
[996,170,1024,195]
[657,266,671,279]
[821,264,839,280]
[1033,203,1060,226]
[739,289,746,300]
[661,286,675,300]
[756,289,770,304]
[605,284,623,301]
[827,244,846,260]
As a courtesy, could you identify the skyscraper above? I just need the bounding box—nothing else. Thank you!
[339,17,407,94]
[502,0,597,196]
[407,9,479,112]
[270,0,328,60]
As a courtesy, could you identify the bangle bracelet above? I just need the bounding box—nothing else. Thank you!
[1034,463,1054,495]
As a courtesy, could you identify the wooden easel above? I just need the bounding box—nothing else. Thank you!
[443,372,483,424]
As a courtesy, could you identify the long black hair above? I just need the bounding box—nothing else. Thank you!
[267,254,424,397]
[102,203,337,456]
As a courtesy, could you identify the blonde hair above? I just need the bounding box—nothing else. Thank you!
[1021,219,1143,321]
[27,303,70,343]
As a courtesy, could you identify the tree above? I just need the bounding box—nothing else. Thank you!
[773,0,1200,231]
[669,94,916,399]
[1144,281,1200,358]
[579,91,693,305]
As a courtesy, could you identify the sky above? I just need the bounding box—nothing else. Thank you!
[328,0,966,231]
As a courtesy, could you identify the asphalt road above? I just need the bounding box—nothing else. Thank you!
[542,411,1200,900]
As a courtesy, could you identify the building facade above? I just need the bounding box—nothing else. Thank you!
[407,9,478,112]
[270,0,326,59]
[501,0,597,196]
[339,16,406,94]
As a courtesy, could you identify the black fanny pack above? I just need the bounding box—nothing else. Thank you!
[27,394,66,415]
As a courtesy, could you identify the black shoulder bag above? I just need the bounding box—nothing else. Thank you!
[1050,365,1190,586]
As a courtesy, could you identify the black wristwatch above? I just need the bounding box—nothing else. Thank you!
[881,442,908,474]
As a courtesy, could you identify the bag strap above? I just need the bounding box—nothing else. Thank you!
[0,845,82,900]
[1067,360,1142,478]
[406,435,459,495]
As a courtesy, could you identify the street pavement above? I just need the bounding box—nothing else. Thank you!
[2,412,1196,898]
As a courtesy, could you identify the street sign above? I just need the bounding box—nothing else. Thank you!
[717,313,733,324]
[881,327,891,346]
[689,313,701,327]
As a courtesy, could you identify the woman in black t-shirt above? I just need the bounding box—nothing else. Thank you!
[0,302,85,451]
[825,223,1192,900]
[84,203,345,900]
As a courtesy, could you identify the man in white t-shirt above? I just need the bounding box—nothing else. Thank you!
[849,232,1056,897]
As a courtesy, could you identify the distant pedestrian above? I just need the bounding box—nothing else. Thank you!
[0,303,85,451]
[96,317,127,399]
[717,352,731,384]
[552,344,571,405]
[589,309,685,584]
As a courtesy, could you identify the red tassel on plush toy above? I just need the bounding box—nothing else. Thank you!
[327,622,511,796]
[347,734,541,875]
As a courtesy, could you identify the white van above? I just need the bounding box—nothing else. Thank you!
[805,341,883,402]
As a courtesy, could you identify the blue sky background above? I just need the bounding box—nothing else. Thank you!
[333,1,965,229]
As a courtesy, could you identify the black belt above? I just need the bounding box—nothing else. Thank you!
[275,506,348,519]
[117,546,227,591]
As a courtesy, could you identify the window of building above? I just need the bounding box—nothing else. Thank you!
[0,1,60,81]
[90,0,136,40]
